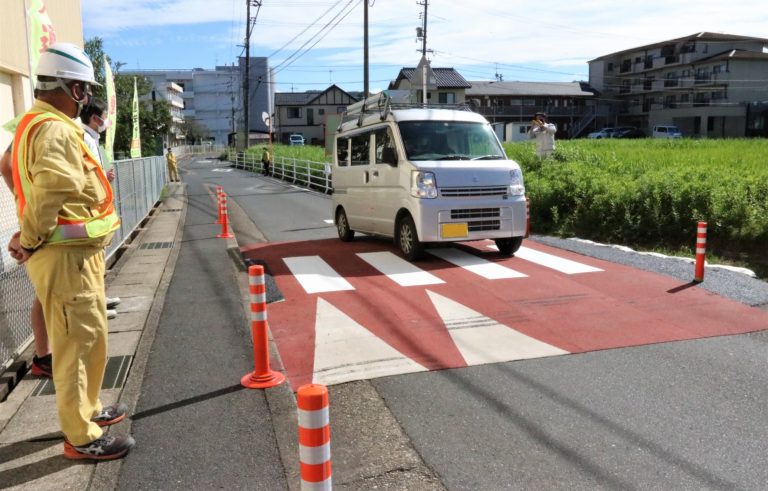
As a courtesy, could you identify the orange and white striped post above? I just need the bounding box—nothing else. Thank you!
[217,192,235,239]
[525,196,531,238]
[694,221,707,283]
[297,384,332,491]
[216,186,224,224]
[241,265,285,388]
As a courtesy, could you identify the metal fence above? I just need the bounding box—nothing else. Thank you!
[0,145,218,373]
[229,151,332,194]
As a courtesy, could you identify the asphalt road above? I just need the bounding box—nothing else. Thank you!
[135,158,768,490]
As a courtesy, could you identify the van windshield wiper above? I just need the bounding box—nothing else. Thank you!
[434,154,470,160]
[471,155,504,160]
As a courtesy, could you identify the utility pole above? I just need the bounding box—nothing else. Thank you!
[417,0,428,56]
[363,0,369,98]
[242,0,262,150]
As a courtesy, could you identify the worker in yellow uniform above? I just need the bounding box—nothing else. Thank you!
[166,147,179,182]
[6,42,134,461]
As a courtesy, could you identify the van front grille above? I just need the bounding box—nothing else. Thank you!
[441,186,508,197]
[468,220,501,232]
[451,208,501,219]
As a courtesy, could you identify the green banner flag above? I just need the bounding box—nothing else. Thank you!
[104,55,117,162]
[130,77,141,158]
[27,0,56,86]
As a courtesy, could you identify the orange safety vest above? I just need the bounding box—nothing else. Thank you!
[11,109,120,244]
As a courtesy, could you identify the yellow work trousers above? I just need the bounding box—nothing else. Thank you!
[167,163,179,181]
[26,245,107,446]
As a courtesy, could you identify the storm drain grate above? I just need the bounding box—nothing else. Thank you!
[139,241,173,250]
[32,355,133,396]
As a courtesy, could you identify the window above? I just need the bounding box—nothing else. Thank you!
[336,138,349,166]
[607,62,614,72]
[287,107,302,119]
[336,106,346,113]
[707,118,715,131]
[713,64,726,74]
[318,108,325,115]
[438,92,456,104]
[350,133,370,166]
[374,127,397,165]
[712,90,726,100]
[509,98,522,106]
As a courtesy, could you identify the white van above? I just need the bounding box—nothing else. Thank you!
[332,91,526,261]
[652,125,682,138]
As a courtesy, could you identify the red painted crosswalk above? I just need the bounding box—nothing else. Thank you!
[240,238,768,390]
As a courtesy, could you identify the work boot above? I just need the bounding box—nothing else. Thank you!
[92,403,129,427]
[106,296,121,309]
[63,435,135,461]
[30,353,52,378]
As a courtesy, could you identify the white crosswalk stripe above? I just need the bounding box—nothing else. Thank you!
[488,245,604,274]
[283,256,355,293]
[427,290,569,365]
[357,251,445,287]
[312,298,428,385]
[427,247,527,279]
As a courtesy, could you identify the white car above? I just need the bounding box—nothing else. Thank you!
[652,125,682,138]
[289,134,305,145]
[587,128,616,139]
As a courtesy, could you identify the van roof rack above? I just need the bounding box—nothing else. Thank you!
[341,90,474,128]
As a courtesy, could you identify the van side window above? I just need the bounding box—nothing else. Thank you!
[374,127,397,165]
[350,133,370,166]
[336,137,349,166]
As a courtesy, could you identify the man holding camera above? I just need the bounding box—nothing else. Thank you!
[527,112,557,159]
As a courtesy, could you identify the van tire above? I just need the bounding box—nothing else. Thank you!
[336,209,355,242]
[397,216,423,261]
[495,236,523,256]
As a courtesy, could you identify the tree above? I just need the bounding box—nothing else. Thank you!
[177,118,210,144]
[84,37,171,158]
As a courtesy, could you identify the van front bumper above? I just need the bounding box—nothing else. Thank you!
[413,196,527,242]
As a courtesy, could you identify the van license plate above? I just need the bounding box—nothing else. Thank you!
[441,223,468,239]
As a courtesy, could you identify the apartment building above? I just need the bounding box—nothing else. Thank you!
[126,57,273,146]
[589,32,768,137]
[466,81,596,141]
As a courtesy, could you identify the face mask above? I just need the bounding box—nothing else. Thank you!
[97,117,108,133]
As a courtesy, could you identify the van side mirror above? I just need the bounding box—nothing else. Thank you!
[381,146,398,166]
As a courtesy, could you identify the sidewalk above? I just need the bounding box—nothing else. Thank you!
[0,175,289,490]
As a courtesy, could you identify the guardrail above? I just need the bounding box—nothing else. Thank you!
[0,144,216,374]
[229,151,332,195]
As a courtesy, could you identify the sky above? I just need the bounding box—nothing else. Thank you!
[81,0,768,94]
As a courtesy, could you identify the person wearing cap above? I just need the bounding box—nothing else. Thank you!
[527,112,557,159]
[6,42,134,460]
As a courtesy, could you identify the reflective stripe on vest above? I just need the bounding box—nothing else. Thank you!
[12,110,120,244]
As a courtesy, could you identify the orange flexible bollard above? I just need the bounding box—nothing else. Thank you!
[216,186,223,224]
[297,384,332,491]
[241,265,285,388]
[525,196,531,238]
[694,221,707,283]
[217,192,234,239]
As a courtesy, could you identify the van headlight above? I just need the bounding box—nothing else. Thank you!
[508,168,525,196]
[411,171,438,199]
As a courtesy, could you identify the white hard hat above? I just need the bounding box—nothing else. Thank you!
[35,42,100,85]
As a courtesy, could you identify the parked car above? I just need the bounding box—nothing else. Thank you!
[652,125,682,138]
[587,128,616,139]
[289,134,305,145]
[615,128,646,139]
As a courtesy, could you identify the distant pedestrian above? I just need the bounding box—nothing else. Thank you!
[261,146,271,176]
[527,112,557,159]
[7,42,133,460]
[166,147,179,182]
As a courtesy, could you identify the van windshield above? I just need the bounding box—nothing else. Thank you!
[398,121,505,161]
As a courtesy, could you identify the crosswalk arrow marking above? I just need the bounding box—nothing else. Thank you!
[312,298,428,386]
[426,290,569,366]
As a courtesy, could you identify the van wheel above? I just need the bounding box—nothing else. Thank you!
[495,236,523,256]
[336,209,354,242]
[397,216,423,261]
